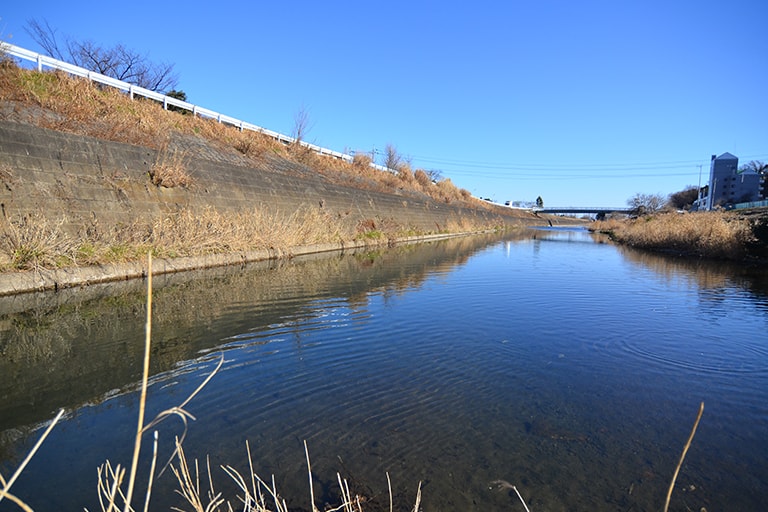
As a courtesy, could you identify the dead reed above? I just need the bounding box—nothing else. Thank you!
[149,146,194,189]
[593,211,755,260]
[0,205,360,271]
[663,402,704,512]
[0,213,78,270]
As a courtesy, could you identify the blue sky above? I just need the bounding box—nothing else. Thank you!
[2,1,767,207]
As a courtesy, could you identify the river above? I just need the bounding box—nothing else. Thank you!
[1,228,766,511]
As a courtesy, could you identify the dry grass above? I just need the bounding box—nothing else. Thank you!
[592,211,756,260]
[0,213,78,270]
[0,205,358,271]
[149,147,194,188]
[0,200,498,271]
[0,61,487,208]
[352,153,372,168]
[413,169,432,188]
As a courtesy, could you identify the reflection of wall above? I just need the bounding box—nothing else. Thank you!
[0,233,507,434]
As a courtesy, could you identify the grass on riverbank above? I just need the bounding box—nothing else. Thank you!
[0,206,349,270]
[0,59,514,272]
[592,211,760,260]
[0,203,500,271]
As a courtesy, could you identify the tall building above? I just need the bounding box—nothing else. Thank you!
[696,153,762,210]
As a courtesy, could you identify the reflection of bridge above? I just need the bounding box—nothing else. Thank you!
[531,207,633,215]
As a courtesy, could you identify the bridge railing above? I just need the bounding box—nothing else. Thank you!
[530,206,634,214]
[1,42,394,173]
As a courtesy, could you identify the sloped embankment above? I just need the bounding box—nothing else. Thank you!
[0,118,560,293]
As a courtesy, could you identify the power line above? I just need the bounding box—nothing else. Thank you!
[407,153,768,173]
[432,170,701,181]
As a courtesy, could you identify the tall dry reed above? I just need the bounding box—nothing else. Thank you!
[593,211,755,260]
[0,205,358,271]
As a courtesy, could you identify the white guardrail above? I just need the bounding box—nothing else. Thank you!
[2,42,393,172]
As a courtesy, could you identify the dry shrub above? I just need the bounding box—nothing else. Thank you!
[414,169,432,188]
[397,164,416,186]
[149,148,193,188]
[0,213,77,270]
[595,211,754,259]
[357,218,378,234]
[433,178,463,203]
[231,131,267,158]
[352,152,372,168]
[383,171,402,189]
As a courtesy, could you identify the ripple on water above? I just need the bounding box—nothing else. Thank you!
[590,330,768,377]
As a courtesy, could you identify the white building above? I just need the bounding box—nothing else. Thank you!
[696,153,762,210]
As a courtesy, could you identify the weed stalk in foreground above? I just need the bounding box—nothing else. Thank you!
[95,252,224,512]
[663,402,704,512]
[0,409,65,511]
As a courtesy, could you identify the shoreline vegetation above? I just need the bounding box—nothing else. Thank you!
[592,210,768,262]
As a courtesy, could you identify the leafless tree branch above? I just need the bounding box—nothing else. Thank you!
[25,18,179,92]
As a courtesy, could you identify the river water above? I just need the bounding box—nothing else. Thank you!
[0,228,766,511]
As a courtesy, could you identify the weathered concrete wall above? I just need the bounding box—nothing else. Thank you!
[0,120,535,235]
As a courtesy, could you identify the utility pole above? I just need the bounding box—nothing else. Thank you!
[697,164,703,190]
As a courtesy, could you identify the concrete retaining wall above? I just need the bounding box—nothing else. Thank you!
[0,120,530,235]
[0,119,550,293]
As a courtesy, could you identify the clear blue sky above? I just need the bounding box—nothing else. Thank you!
[2,1,767,207]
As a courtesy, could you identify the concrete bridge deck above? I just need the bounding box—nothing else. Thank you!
[531,207,634,215]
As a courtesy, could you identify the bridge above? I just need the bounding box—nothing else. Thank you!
[530,206,634,215]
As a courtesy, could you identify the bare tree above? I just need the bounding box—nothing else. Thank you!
[424,168,443,182]
[627,192,666,214]
[740,160,768,175]
[291,104,314,144]
[26,18,178,92]
[668,186,699,210]
[383,143,403,171]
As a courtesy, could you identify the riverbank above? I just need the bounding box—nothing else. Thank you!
[0,62,583,294]
[0,231,487,296]
[591,209,768,261]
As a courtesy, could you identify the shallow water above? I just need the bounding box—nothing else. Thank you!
[1,229,766,511]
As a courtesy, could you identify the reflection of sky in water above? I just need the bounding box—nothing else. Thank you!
[1,230,766,512]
